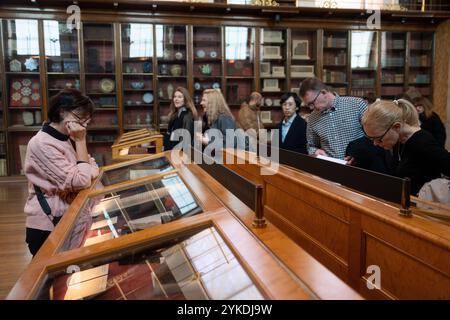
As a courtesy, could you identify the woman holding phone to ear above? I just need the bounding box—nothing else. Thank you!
[23,89,99,256]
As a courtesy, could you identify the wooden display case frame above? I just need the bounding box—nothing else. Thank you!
[7,150,360,300]
[111,128,163,160]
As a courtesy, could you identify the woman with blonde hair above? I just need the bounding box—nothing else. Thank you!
[164,87,198,150]
[362,99,450,195]
[198,89,236,146]
[412,96,446,147]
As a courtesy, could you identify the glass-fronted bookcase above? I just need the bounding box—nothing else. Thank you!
[0,18,435,175]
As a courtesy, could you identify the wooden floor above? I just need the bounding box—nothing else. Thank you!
[0,176,32,299]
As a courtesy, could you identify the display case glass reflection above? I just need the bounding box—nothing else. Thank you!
[98,156,173,187]
[41,227,263,300]
[62,173,202,251]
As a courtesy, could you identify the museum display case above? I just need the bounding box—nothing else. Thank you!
[7,150,361,300]
[220,148,450,300]
[111,128,163,160]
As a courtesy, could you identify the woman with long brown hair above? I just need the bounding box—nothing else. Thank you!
[164,86,198,150]
[198,88,236,146]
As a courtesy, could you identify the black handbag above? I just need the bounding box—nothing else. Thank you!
[34,185,61,227]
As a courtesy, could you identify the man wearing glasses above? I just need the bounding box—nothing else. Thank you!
[299,77,368,160]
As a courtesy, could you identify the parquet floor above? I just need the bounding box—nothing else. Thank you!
[0,176,32,299]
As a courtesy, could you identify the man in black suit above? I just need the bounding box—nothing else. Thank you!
[277,92,308,154]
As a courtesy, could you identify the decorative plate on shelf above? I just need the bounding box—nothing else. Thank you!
[24,58,38,71]
[10,78,40,107]
[175,52,183,60]
[194,82,201,90]
[212,82,220,89]
[196,49,206,58]
[210,51,217,58]
[143,92,153,104]
[265,98,273,107]
[9,59,22,72]
[99,78,115,93]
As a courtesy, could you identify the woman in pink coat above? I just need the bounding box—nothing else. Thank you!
[24,89,99,256]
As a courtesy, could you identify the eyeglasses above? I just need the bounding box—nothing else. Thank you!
[364,122,394,143]
[69,111,91,128]
[305,91,321,109]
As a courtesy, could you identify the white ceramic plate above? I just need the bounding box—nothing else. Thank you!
[143,92,153,104]
[196,49,206,58]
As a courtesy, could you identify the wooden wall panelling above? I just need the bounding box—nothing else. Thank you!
[359,214,450,299]
[433,18,450,122]
[221,149,450,299]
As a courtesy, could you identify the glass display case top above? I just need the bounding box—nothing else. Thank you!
[42,227,263,300]
[98,156,173,187]
[63,173,202,252]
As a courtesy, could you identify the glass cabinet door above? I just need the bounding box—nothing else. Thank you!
[322,30,348,96]
[193,26,222,108]
[381,32,406,99]
[155,25,187,130]
[350,31,377,98]
[224,26,255,120]
[260,28,287,126]
[121,23,154,131]
[44,20,80,101]
[83,23,117,167]
[45,226,263,300]
[290,29,317,93]
[62,173,201,252]
[2,19,42,174]
[408,32,433,99]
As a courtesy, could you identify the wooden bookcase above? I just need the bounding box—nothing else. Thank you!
[0,6,441,175]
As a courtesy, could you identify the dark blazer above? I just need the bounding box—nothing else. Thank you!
[164,108,195,150]
[278,114,308,154]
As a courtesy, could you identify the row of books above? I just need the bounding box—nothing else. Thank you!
[381,57,405,67]
[324,52,346,65]
[382,73,404,84]
[409,74,430,84]
[410,40,432,50]
[383,39,405,50]
[410,55,430,67]
[324,36,347,48]
[352,78,376,88]
[0,159,7,176]
[323,70,346,83]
